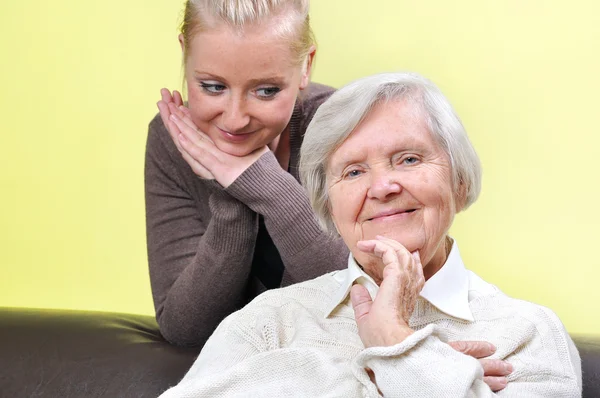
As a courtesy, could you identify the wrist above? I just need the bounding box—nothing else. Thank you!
[365,324,414,348]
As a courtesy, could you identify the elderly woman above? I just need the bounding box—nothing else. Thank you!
[159,72,582,397]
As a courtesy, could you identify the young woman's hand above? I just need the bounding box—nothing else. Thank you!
[157,88,189,144]
[165,101,269,188]
[156,88,215,180]
[350,236,425,348]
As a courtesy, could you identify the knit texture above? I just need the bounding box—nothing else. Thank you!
[144,83,350,347]
[159,270,581,397]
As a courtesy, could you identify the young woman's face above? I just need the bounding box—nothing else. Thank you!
[182,22,312,157]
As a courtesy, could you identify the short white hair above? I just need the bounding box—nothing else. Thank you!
[299,72,482,234]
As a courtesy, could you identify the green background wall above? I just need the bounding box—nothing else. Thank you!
[1,0,598,334]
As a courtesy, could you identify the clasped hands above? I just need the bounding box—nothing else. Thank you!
[351,236,512,392]
[157,89,269,188]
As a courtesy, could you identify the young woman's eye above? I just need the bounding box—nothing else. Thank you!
[199,82,226,94]
[255,87,281,99]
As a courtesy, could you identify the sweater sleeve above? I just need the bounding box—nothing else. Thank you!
[353,321,581,397]
[145,115,258,347]
[226,151,349,285]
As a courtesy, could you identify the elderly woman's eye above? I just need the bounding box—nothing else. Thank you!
[343,169,363,179]
[403,157,419,165]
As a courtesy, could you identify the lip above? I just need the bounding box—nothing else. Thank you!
[217,127,256,143]
[368,208,417,222]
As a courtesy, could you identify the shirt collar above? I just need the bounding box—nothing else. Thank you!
[324,240,474,322]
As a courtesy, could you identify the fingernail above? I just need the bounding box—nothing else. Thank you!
[170,114,177,121]
[504,362,513,373]
[412,251,421,262]
[488,343,496,352]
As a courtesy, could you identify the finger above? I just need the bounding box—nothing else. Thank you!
[479,359,513,377]
[168,103,208,142]
[375,236,414,264]
[170,114,204,148]
[350,284,373,324]
[374,237,424,293]
[161,88,173,103]
[160,109,184,152]
[168,101,188,120]
[179,104,192,117]
[448,341,496,358]
[157,100,172,133]
[412,250,421,264]
[483,376,508,392]
[178,136,215,179]
[173,90,184,107]
[356,240,377,253]
[362,239,399,270]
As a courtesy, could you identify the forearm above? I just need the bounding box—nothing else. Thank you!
[226,152,349,282]
[151,188,258,346]
[355,324,581,397]
[145,121,259,346]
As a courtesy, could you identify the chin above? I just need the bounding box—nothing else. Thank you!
[214,140,255,157]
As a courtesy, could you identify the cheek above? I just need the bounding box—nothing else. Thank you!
[420,181,456,234]
[329,184,365,238]
[187,89,218,126]
[259,93,297,131]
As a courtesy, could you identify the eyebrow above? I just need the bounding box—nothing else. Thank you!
[193,70,287,86]
[328,157,361,176]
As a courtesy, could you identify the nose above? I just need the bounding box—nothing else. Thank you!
[367,169,402,201]
[222,94,250,133]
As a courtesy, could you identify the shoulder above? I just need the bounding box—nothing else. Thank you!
[301,82,336,103]
[249,271,343,311]
[294,82,336,129]
[146,112,178,161]
[471,290,579,368]
[298,82,336,112]
[222,271,344,327]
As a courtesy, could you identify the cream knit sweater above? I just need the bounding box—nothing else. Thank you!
[159,243,581,397]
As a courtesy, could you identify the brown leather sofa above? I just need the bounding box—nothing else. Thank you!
[1,307,598,397]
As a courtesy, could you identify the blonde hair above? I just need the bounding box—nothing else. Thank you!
[180,0,315,66]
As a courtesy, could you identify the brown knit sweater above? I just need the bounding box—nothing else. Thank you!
[144,83,349,347]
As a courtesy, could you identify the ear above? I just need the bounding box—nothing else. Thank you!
[178,33,185,54]
[299,45,316,90]
[454,178,468,213]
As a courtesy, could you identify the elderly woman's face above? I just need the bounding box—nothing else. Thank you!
[327,99,463,281]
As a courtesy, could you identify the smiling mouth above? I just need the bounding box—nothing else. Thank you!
[218,128,254,136]
[368,209,417,221]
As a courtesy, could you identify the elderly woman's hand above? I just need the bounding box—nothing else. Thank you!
[350,236,425,348]
[448,341,512,392]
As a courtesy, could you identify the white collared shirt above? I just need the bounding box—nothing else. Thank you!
[324,240,497,322]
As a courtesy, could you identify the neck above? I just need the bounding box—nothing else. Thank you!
[270,125,291,170]
[423,236,453,280]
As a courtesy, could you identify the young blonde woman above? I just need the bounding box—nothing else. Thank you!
[145,0,349,348]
